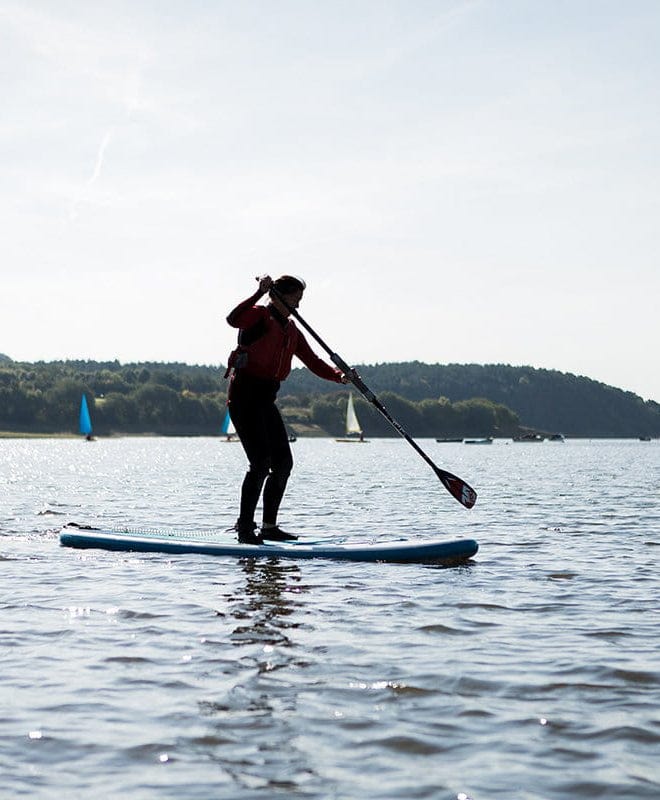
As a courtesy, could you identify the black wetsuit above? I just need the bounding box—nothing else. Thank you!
[229,372,292,528]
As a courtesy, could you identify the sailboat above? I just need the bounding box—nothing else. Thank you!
[79,394,95,441]
[221,408,237,441]
[335,393,368,443]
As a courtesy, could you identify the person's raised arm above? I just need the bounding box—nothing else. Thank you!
[227,276,273,328]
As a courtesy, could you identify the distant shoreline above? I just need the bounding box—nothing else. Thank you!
[0,431,76,439]
[1,431,656,441]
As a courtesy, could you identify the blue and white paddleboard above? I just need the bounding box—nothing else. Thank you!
[59,524,478,564]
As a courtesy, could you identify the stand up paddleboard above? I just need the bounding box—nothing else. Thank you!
[59,524,478,565]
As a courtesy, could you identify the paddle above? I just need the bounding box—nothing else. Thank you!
[265,280,478,509]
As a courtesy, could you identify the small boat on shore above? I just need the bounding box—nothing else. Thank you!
[464,437,493,445]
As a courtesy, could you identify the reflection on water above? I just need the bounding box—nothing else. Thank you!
[224,559,307,648]
[198,560,318,795]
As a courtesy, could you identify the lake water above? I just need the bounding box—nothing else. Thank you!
[1,437,659,799]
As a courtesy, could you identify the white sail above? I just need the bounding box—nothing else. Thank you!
[346,393,362,436]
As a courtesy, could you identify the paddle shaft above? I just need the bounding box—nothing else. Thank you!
[267,282,477,508]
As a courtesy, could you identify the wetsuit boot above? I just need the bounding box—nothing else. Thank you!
[235,520,263,545]
[260,524,298,542]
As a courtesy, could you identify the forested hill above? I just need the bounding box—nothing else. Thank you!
[0,358,658,438]
[285,361,660,437]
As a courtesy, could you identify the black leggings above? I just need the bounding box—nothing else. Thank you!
[228,374,293,527]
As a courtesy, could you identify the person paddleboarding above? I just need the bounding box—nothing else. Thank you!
[225,275,348,544]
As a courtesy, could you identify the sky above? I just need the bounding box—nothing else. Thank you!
[2,0,659,401]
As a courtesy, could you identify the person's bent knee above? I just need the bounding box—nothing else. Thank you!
[272,455,293,479]
[247,458,271,480]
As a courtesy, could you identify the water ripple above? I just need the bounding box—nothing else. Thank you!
[1,438,659,798]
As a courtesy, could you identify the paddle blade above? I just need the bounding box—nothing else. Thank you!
[437,469,478,509]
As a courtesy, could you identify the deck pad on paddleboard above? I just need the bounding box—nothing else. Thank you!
[59,525,478,564]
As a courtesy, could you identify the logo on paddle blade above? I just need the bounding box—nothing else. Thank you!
[461,485,477,508]
[441,475,477,508]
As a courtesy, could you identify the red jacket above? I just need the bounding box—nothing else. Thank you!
[226,292,343,384]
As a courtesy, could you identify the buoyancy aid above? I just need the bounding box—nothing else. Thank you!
[225,300,342,385]
[226,307,297,381]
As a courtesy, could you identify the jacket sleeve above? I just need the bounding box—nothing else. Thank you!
[227,291,266,328]
[294,329,344,383]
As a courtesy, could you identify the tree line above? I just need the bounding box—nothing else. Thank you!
[0,361,225,435]
[0,357,658,437]
[285,361,660,438]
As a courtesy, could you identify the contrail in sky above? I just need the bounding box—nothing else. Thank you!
[68,128,114,221]
[88,128,114,186]
[68,55,147,221]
